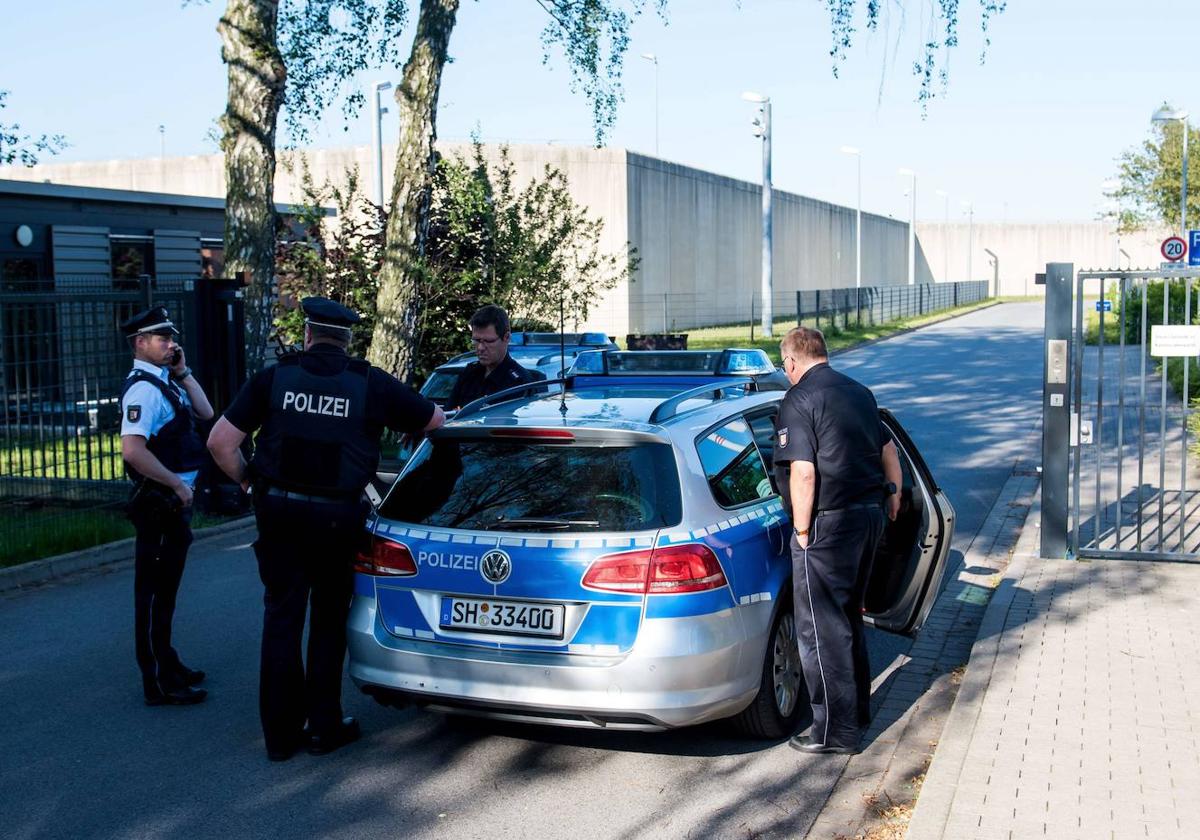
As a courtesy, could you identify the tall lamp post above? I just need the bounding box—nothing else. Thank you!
[899,168,917,285]
[743,91,773,337]
[371,80,393,208]
[841,146,862,288]
[641,53,659,157]
[935,189,949,281]
[1152,106,1189,238]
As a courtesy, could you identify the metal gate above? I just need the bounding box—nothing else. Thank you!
[1068,267,1199,561]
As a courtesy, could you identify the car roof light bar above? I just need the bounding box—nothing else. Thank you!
[648,377,754,424]
[566,349,775,377]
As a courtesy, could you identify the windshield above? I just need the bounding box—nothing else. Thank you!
[420,369,461,402]
[379,438,682,532]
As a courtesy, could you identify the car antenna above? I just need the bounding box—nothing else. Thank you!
[558,287,568,419]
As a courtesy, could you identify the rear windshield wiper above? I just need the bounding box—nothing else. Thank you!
[483,518,600,531]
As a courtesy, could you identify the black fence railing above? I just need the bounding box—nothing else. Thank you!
[796,281,990,331]
[0,275,245,567]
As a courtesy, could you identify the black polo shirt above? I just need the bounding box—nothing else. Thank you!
[223,344,435,437]
[445,353,541,411]
[773,362,891,515]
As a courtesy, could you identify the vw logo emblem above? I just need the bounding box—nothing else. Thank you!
[480,549,512,584]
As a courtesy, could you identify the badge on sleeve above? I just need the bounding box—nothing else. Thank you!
[127,405,142,423]
[778,427,788,449]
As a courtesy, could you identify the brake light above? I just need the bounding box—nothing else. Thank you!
[354,536,418,576]
[489,428,575,440]
[582,544,727,594]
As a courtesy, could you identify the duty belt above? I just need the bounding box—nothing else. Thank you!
[816,501,882,517]
[264,487,355,505]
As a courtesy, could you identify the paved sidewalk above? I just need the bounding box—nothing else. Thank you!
[908,495,1200,840]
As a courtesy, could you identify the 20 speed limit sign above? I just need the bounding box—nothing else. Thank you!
[1162,236,1187,261]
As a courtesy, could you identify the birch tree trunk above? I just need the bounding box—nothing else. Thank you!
[367,0,459,380]
[218,0,286,375]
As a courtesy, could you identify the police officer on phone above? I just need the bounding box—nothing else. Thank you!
[774,326,902,755]
[119,306,214,706]
[207,297,444,761]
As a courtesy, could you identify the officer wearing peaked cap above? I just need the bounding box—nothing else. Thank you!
[207,297,445,761]
[119,306,214,706]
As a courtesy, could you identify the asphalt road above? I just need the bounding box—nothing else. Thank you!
[0,302,1045,840]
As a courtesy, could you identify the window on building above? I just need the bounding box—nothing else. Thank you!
[111,241,155,279]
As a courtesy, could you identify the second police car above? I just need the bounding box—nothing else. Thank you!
[349,349,955,737]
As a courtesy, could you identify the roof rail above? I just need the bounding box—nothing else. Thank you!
[453,377,570,420]
[648,378,754,424]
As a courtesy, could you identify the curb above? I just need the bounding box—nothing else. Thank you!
[0,514,256,594]
[828,300,1003,359]
[904,491,1041,840]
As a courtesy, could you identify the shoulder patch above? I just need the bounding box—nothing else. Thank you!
[778,427,788,449]
[127,405,142,423]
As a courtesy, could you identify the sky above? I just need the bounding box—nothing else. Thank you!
[2,0,1196,224]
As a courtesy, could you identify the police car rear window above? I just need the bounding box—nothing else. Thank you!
[380,439,682,532]
[420,370,460,401]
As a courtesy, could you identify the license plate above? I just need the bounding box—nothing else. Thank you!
[439,596,565,639]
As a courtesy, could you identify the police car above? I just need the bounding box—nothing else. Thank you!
[350,349,955,736]
[420,332,618,407]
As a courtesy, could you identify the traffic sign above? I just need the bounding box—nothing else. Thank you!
[1162,235,1187,261]
[1190,230,1200,266]
[1095,300,1113,312]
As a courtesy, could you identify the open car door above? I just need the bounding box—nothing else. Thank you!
[863,409,956,636]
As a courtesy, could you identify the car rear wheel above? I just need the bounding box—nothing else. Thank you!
[732,599,805,739]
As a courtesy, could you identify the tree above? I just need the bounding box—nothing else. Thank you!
[0,90,66,166]
[1105,108,1199,234]
[274,145,635,380]
[210,0,407,374]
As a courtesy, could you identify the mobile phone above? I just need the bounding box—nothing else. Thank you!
[170,348,182,366]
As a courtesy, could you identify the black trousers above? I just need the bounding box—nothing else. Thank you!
[791,505,885,747]
[252,493,366,753]
[130,502,194,691]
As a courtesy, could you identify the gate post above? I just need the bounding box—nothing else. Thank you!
[1041,262,1073,559]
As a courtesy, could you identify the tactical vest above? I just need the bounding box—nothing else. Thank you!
[249,353,378,497]
[120,370,206,481]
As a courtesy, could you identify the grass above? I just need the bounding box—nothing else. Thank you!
[0,506,237,568]
[1,432,124,481]
[685,297,1003,364]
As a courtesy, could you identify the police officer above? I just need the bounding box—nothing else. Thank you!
[774,326,901,755]
[445,304,542,411]
[119,306,214,706]
[206,297,444,761]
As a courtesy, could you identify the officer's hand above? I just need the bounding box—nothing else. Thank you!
[170,345,188,376]
[795,531,809,550]
[886,493,900,522]
[174,482,194,508]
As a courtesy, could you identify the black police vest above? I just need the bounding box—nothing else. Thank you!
[249,353,378,497]
[120,370,206,481]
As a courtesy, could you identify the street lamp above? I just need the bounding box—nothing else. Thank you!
[1152,106,1189,239]
[641,53,659,157]
[841,146,862,288]
[743,91,772,337]
[899,168,917,285]
[371,80,393,208]
[935,189,949,281]
[962,200,975,282]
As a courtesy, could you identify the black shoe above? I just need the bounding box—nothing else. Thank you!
[788,735,858,755]
[175,664,206,686]
[145,684,208,706]
[307,717,361,756]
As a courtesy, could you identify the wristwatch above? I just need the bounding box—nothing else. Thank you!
[885,481,898,496]
[172,367,193,382]
[794,527,809,537]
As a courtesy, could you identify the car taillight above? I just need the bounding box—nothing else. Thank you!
[582,544,726,594]
[354,536,418,576]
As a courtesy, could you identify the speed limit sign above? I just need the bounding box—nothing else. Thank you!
[1162,236,1187,261]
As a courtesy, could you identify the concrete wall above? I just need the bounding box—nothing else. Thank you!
[915,222,1171,296]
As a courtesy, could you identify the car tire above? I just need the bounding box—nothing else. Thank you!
[732,598,805,739]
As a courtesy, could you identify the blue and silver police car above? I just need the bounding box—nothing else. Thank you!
[349,349,955,737]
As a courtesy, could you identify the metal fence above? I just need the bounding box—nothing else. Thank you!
[623,281,989,337]
[0,275,200,565]
[796,281,990,331]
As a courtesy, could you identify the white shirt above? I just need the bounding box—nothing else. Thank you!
[120,359,199,487]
